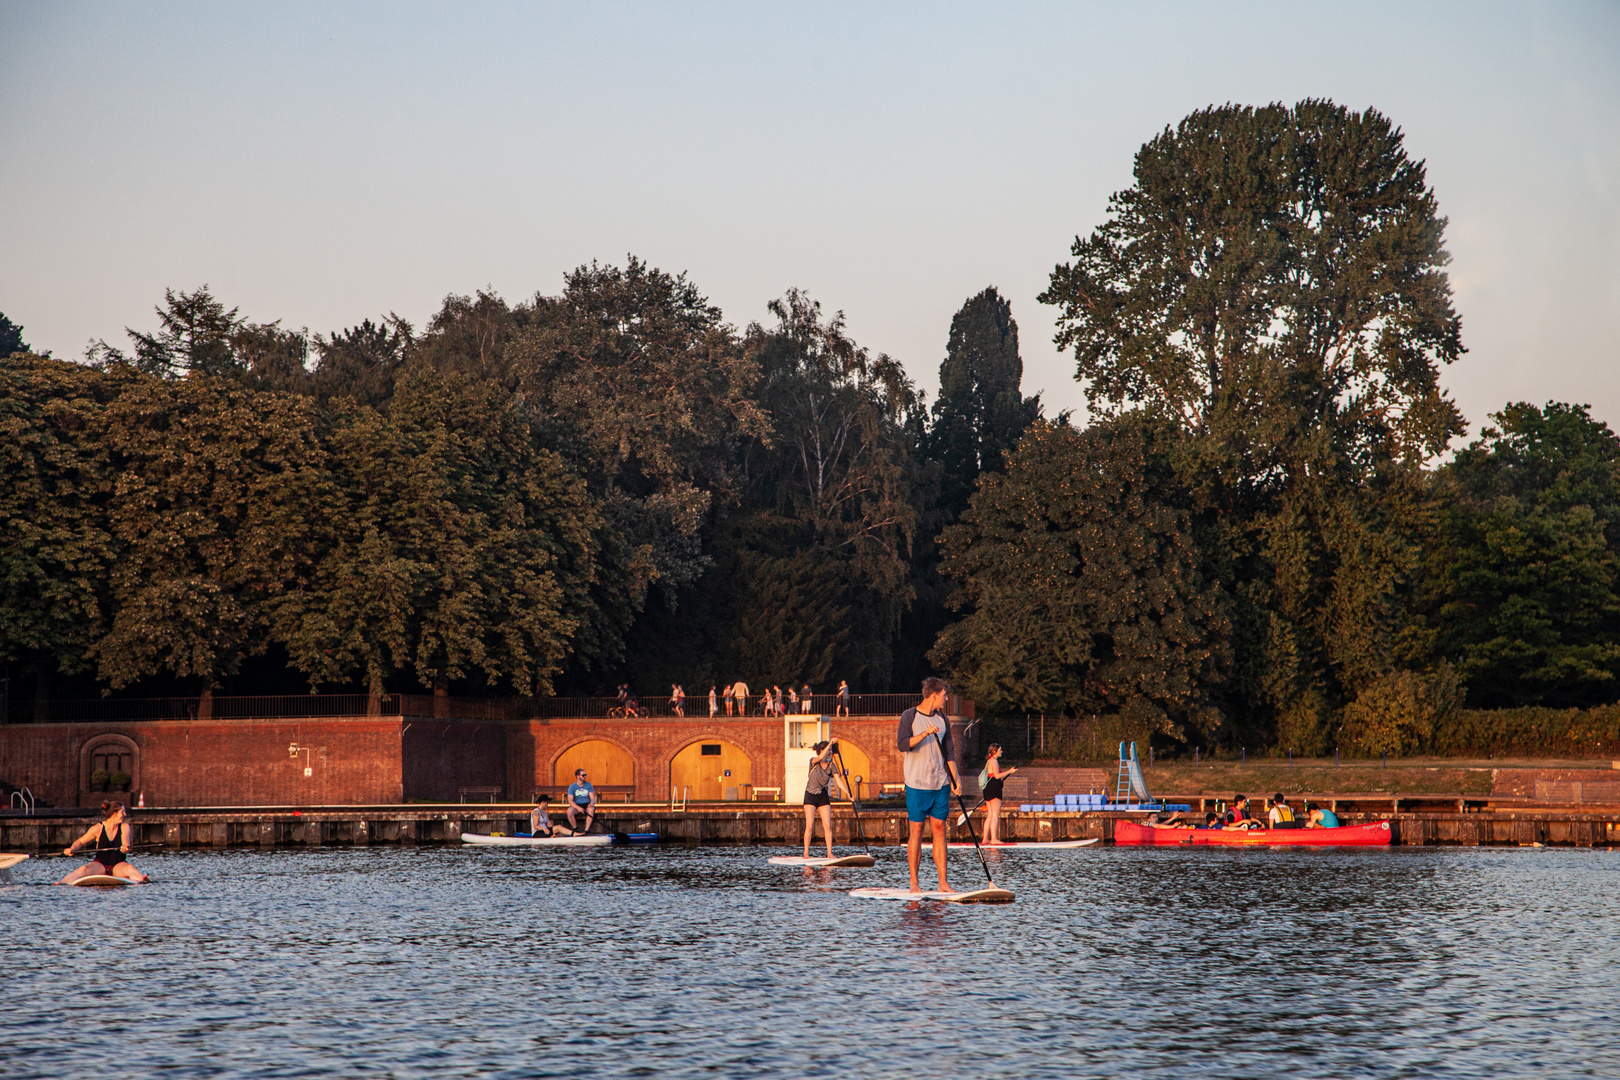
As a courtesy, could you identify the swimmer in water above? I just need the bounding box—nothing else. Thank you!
[61,801,149,884]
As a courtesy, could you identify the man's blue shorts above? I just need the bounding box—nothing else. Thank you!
[905,784,951,823]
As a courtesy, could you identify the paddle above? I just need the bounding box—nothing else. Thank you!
[951,782,998,891]
[830,745,870,857]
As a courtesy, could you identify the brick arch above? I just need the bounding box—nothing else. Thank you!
[80,734,140,801]
[549,736,637,790]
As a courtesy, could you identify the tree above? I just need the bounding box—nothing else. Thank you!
[929,287,1042,519]
[0,354,120,710]
[310,316,413,407]
[91,375,326,713]
[932,417,1230,739]
[277,369,598,698]
[1425,402,1620,707]
[0,313,32,357]
[1039,100,1466,744]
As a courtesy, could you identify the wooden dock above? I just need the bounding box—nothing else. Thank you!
[3,802,1618,850]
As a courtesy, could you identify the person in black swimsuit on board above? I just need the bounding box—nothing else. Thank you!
[60,801,149,884]
[979,743,1018,845]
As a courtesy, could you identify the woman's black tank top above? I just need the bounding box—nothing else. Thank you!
[94,823,125,867]
[983,774,1005,800]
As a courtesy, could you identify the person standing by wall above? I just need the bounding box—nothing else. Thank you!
[723,683,734,716]
[671,684,686,718]
[709,685,719,718]
[897,677,961,894]
[836,680,850,717]
[801,684,813,713]
[787,685,799,714]
[732,680,750,716]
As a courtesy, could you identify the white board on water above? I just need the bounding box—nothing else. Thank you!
[71,874,129,888]
[0,853,30,870]
[459,833,612,847]
[923,838,1100,850]
[849,886,1014,904]
[767,853,876,867]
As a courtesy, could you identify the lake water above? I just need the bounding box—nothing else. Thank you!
[4,843,1618,1078]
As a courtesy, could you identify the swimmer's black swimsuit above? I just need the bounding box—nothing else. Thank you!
[93,823,125,869]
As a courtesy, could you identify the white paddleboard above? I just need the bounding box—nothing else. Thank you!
[71,874,130,888]
[767,853,876,867]
[0,853,30,870]
[850,886,1014,904]
[924,838,1100,850]
[459,832,612,847]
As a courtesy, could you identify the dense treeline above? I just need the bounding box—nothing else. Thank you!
[5,98,1620,755]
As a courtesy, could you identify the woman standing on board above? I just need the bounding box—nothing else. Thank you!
[60,802,149,884]
[979,743,1018,845]
[801,741,849,859]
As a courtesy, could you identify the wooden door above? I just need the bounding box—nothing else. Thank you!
[554,740,635,790]
[669,740,752,801]
[829,739,872,801]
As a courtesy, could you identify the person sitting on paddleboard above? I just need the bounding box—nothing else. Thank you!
[60,801,149,885]
[1305,801,1341,829]
[979,743,1017,845]
[898,676,962,894]
[566,769,598,834]
[801,741,850,859]
[529,795,577,839]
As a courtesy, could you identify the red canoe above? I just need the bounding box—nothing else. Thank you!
[1114,820,1393,846]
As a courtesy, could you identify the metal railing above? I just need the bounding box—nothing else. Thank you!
[5,691,962,725]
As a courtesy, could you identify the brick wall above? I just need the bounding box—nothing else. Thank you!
[400,719,508,802]
[0,718,405,808]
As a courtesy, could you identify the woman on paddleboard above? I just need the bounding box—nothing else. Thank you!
[529,796,577,838]
[801,741,849,859]
[60,801,149,885]
[979,743,1017,845]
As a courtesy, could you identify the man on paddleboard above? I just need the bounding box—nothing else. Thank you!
[566,770,598,833]
[897,676,961,894]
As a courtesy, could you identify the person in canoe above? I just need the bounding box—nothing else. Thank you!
[60,801,149,884]
[566,769,598,833]
[978,743,1017,845]
[898,677,962,894]
[529,795,577,838]
[1269,793,1300,828]
[801,741,850,859]
[1223,794,1262,830]
[1305,801,1341,828]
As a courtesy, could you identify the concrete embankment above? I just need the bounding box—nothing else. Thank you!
[3,803,1618,850]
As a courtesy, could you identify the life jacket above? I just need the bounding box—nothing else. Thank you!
[1274,804,1295,823]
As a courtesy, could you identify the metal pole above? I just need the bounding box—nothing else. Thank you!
[1242,747,1246,767]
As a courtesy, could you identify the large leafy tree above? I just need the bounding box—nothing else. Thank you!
[1424,402,1620,707]
[1040,100,1465,744]
[932,418,1230,738]
[0,355,120,710]
[91,374,326,713]
[928,287,1042,519]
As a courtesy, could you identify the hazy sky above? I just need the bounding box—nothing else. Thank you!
[2,2,1616,436]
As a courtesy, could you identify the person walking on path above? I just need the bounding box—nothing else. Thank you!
[801,740,850,859]
[836,680,850,717]
[60,801,149,884]
[801,684,813,713]
[897,677,961,894]
[979,743,1018,845]
[732,680,750,716]
[709,685,719,718]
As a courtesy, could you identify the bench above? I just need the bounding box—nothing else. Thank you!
[750,786,781,802]
[457,786,502,803]
[531,785,636,803]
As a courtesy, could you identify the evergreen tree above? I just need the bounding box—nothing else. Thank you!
[0,313,31,357]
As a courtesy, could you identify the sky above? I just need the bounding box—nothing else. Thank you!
[2,1,1617,437]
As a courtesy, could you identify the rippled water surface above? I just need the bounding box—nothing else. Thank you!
[4,843,1618,1078]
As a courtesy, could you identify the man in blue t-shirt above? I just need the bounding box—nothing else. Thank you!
[566,769,598,834]
[896,676,962,893]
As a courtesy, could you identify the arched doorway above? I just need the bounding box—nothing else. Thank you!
[670,739,752,801]
[829,739,873,802]
[554,739,635,794]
